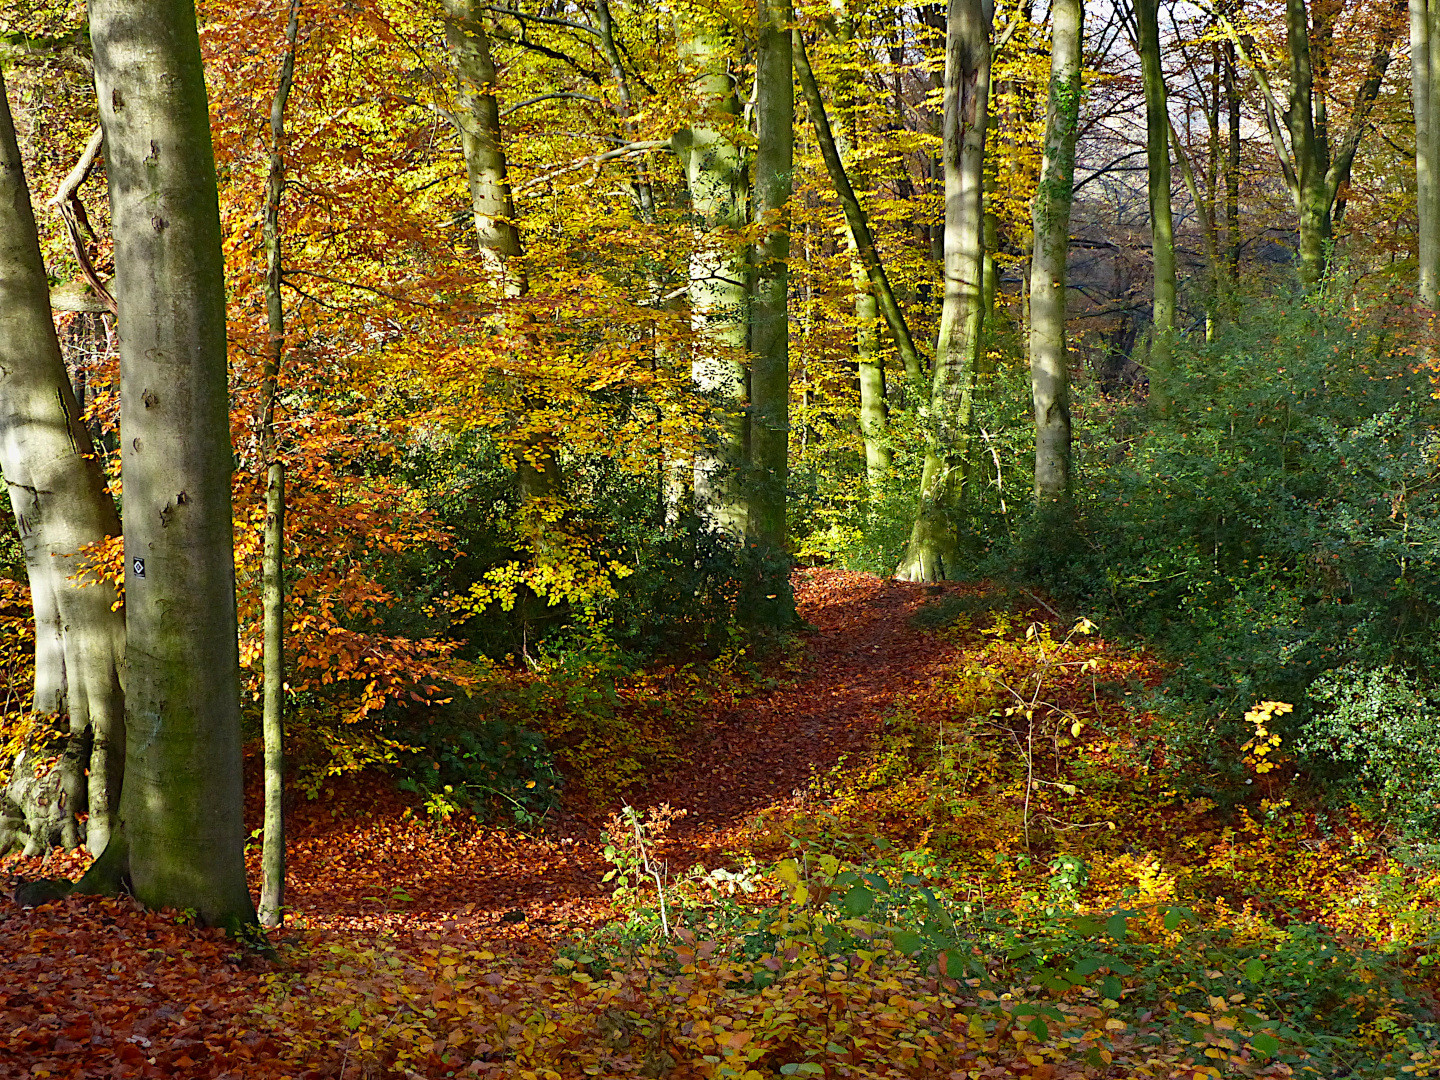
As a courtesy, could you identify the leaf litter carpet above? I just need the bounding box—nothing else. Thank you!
[0,569,983,1079]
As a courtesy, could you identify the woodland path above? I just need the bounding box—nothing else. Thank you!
[261,568,984,951]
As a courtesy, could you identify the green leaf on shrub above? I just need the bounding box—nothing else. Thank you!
[1100,974,1123,1000]
[842,885,874,916]
[1244,958,1266,983]
[891,929,924,955]
[1250,1032,1281,1058]
[1106,912,1128,942]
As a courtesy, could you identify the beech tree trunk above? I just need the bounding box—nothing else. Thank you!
[0,68,126,860]
[749,0,794,623]
[1225,39,1241,278]
[1414,0,1440,311]
[895,0,991,582]
[1134,0,1176,412]
[750,0,792,547]
[85,0,255,929]
[1028,0,1082,501]
[443,0,562,504]
[675,10,749,537]
[258,0,300,931]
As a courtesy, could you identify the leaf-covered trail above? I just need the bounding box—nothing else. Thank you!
[0,568,1000,1080]
[265,569,981,944]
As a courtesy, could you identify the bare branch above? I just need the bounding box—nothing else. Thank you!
[499,91,602,117]
[46,127,117,316]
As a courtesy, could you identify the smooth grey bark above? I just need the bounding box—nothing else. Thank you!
[86,0,255,929]
[0,67,126,861]
[1028,0,1082,501]
[749,0,793,625]
[1414,0,1440,310]
[674,9,749,537]
[1134,0,1175,412]
[895,0,992,582]
[257,0,300,931]
[443,0,562,504]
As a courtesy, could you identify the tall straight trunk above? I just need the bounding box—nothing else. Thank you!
[854,275,892,485]
[675,11,749,537]
[895,0,992,582]
[258,0,299,931]
[0,68,125,860]
[443,0,561,503]
[1224,38,1241,278]
[749,0,792,567]
[1284,0,1329,287]
[1134,0,1176,412]
[85,0,255,928]
[1028,0,1082,501]
[1413,0,1440,310]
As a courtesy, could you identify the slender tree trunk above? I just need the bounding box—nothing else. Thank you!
[83,0,255,928]
[1224,38,1241,278]
[1414,0,1440,311]
[0,69,125,860]
[792,26,923,483]
[675,11,749,537]
[1029,0,1082,501]
[750,0,792,569]
[895,0,992,582]
[1134,0,1176,412]
[443,0,561,503]
[257,0,299,931]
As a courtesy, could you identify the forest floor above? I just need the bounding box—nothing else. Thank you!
[3,567,1439,1079]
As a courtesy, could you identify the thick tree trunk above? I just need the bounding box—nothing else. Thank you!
[1414,0,1440,310]
[895,0,991,582]
[0,67,125,861]
[750,0,792,548]
[258,0,299,931]
[1028,0,1082,501]
[86,0,255,929]
[749,0,794,623]
[443,0,561,504]
[1134,0,1175,412]
[675,11,749,537]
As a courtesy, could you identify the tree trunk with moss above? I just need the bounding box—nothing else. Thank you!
[443,0,561,504]
[1415,0,1440,312]
[895,0,991,582]
[1028,0,1082,500]
[83,0,255,929]
[257,0,299,931]
[675,9,750,537]
[0,68,125,861]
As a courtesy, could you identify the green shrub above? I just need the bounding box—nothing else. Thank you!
[1300,666,1440,835]
[396,717,561,828]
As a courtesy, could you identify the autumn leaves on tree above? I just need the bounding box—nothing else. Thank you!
[0,0,1432,920]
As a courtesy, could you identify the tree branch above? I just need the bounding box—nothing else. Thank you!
[499,91,602,117]
[45,127,117,315]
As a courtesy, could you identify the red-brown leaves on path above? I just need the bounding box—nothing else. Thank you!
[0,569,996,1078]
